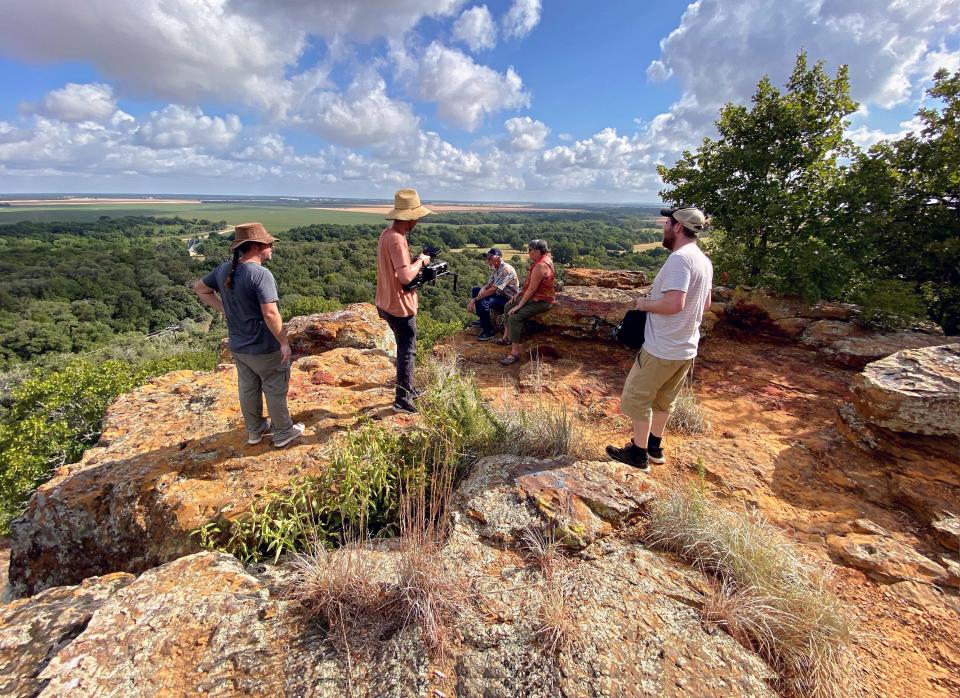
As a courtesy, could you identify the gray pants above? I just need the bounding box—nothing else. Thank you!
[233,351,295,442]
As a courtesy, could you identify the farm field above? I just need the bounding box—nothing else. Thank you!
[0,203,383,229]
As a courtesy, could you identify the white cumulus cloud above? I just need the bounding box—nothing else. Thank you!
[298,71,420,146]
[502,0,541,40]
[504,116,550,150]
[644,0,960,155]
[453,5,497,52]
[416,42,530,131]
[136,106,242,151]
[38,83,118,122]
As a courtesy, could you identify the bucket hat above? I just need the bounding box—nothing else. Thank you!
[386,188,433,221]
[230,222,276,250]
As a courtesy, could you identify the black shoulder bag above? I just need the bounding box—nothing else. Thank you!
[612,310,646,349]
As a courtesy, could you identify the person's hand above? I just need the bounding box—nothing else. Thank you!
[507,305,520,316]
[280,342,292,366]
[418,253,431,264]
[635,297,647,311]
[467,299,475,312]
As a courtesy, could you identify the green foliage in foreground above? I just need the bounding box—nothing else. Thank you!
[193,359,500,562]
[0,350,218,533]
[193,359,579,563]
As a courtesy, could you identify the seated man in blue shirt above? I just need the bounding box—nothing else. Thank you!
[467,248,519,341]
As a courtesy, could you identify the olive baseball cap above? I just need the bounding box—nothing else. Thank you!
[660,206,707,235]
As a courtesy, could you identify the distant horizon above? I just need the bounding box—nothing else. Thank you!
[0,192,665,208]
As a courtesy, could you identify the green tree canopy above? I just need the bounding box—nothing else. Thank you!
[658,51,858,300]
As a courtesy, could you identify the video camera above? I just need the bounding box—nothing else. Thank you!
[403,244,459,292]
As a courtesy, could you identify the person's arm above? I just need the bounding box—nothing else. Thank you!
[476,283,497,299]
[192,280,224,314]
[260,302,291,365]
[507,264,545,315]
[637,290,686,315]
[388,236,429,286]
[703,289,713,313]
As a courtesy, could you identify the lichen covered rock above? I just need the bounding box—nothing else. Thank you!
[851,343,960,436]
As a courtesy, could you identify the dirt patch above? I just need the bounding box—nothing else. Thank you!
[445,330,960,697]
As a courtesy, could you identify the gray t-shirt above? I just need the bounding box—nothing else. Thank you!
[202,261,280,355]
[644,243,714,360]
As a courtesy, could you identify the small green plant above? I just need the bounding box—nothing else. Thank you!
[645,487,861,697]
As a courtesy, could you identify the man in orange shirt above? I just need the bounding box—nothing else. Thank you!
[376,188,433,413]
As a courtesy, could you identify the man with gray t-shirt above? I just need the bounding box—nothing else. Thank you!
[193,222,305,449]
[607,206,713,471]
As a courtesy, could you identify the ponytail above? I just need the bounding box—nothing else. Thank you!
[225,247,242,289]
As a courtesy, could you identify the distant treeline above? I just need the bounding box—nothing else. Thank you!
[0,210,669,366]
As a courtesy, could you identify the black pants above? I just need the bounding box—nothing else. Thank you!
[378,308,417,404]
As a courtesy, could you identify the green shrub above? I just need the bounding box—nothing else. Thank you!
[0,350,221,533]
[195,356,502,563]
[281,296,342,321]
[852,279,928,331]
[415,314,463,364]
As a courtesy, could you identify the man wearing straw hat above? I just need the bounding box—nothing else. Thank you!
[376,188,433,414]
[606,206,712,471]
[192,222,305,448]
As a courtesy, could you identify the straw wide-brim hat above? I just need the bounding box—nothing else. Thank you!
[386,188,433,221]
[230,222,277,250]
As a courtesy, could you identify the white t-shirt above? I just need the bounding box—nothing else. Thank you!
[644,243,714,360]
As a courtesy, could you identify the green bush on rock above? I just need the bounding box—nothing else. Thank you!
[0,350,218,533]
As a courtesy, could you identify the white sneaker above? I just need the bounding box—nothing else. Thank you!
[246,421,273,445]
[273,423,305,448]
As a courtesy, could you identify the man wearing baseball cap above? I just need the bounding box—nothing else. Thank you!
[193,222,305,448]
[607,206,713,471]
[467,248,519,341]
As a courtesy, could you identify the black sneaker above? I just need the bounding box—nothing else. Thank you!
[606,442,650,471]
[647,445,666,464]
[392,400,418,414]
[477,331,495,341]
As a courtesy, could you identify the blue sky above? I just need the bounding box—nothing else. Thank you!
[0,0,957,202]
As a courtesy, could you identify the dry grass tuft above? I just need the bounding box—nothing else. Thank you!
[492,396,584,459]
[519,525,561,581]
[519,525,580,656]
[533,575,579,656]
[282,540,391,657]
[646,488,861,698]
[666,386,711,435]
[390,533,467,656]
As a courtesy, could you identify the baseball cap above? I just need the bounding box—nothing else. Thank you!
[483,247,503,258]
[660,206,707,235]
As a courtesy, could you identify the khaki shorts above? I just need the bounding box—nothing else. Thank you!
[620,348,694,421]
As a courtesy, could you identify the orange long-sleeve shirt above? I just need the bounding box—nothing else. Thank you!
[375,226,421,317]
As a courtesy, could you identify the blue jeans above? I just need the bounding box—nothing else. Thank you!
[471,287,509,334]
